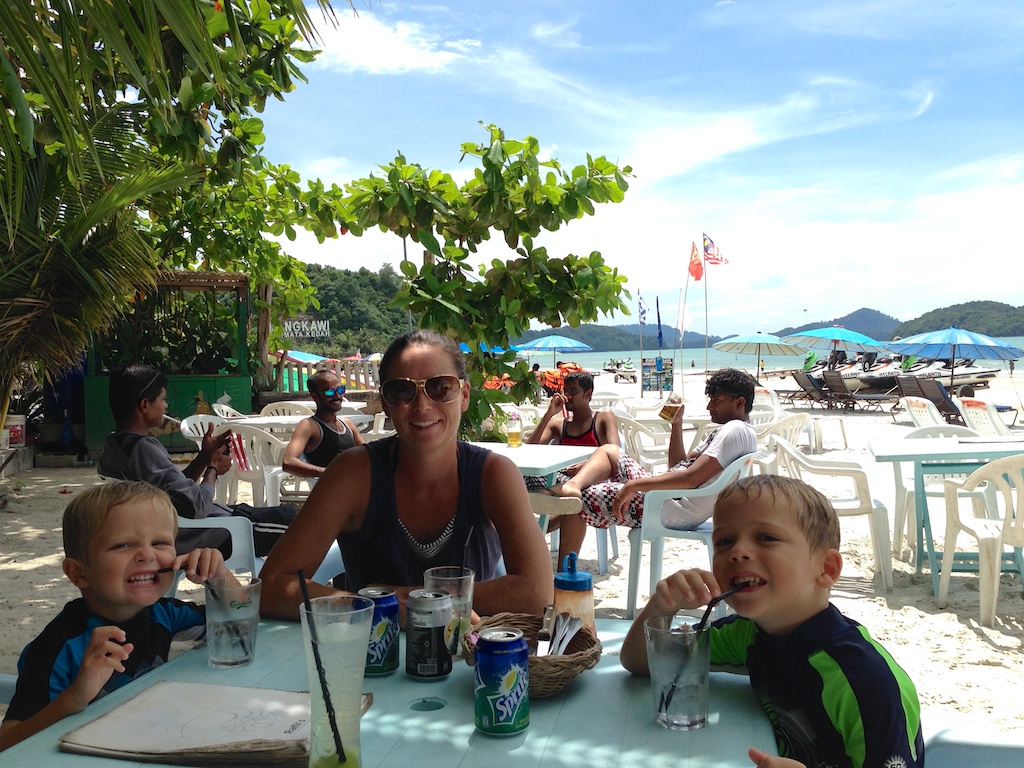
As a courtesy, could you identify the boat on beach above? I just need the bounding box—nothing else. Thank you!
[808,355,1002,393]
[603,358,637,383]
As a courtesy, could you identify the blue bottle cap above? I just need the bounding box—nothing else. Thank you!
[554,552,592,591]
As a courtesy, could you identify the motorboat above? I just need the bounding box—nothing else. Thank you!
[856,357,1000,392]
[603,358,638,383]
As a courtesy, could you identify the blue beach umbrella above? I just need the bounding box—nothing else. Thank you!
[782,327,886,356]
[886,326,1023,389]
[713,332,807,382]
[517,334,592,367]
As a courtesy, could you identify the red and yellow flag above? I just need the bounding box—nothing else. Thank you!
[688,241,703,281]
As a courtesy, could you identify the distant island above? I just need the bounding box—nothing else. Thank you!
[512,301,1024,354]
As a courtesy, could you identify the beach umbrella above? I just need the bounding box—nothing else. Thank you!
[713,332,807,382]
[781,327,886,368]
[517,334,592,366]
[885,326,1023,389]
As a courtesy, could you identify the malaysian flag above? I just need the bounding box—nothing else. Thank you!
[638,294,649,326]
[703,233,728,264]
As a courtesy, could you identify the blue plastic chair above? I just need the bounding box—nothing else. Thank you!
[925,727,1024,766]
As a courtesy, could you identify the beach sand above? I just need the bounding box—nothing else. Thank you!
[2,368,1023,737]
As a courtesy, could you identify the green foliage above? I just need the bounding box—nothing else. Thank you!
[344,124,633,427]
[893,301,1024,337]
[774,308,902,341]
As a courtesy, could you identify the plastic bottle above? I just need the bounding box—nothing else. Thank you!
[553,552,596,637]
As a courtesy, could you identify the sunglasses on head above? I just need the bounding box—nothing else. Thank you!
[381,375,463,407]
[319,387,345,397]
[705,384,742,399]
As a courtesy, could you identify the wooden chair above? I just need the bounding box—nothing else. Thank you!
[939,454,1024,627]
[916,378,965,424]
[822,370,899,412]
[625,453,757,618]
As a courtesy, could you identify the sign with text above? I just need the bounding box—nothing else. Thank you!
[281,319,330,338]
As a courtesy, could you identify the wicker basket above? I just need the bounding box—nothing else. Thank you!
[461,612,602,698]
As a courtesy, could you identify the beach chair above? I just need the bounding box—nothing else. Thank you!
[898,396,946,428]
[954,397,1019,435]
[939,454,1024,627]
[212,402,247,418]
[790,371,834,408]
[625,453,757,619]
[895,375,926,399]
[618,415,672,474]
[822,370,899,412]
[259,401,314,417]
[180,414,236,504]
[772,438,892,591]
[916,377,966,424]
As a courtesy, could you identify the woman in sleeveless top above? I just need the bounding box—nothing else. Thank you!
[259,330,553,623]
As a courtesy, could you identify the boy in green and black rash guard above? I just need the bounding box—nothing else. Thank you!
[621,475,923,768]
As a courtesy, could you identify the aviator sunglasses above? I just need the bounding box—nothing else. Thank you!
[381,375,464,407]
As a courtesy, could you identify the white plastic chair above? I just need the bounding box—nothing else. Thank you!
[227,424,290,507]
[617,415,672,474]
[954,397,1015,437]
[259,401,314,417]
[625,453,758,619]
[212,402,247,419]
[753,387,786,421]
[363,411,396,442]
[772,437,893,591]
[939,454,1024,627]
[753,413,810,473]
[165,515,262,597]
[179,414,237,504]
[0,672,17,705]
[891,424,984,560]
[899,396,946,428]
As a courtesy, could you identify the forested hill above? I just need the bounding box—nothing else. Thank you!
[892,301,1024,337]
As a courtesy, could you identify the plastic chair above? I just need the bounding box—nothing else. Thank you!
[753,387,786,421]
[772,438,893,591]
[890,424,984,560]
[0,672,17,705]
[531,492,618,576]
[625,453,758,619]
[212,402,247,418]
[899,396,947,428]
[939,454,1024,627]
[363,411,396,442]
[954,398,1015,437]
[617,415,671,474]
[165,515,261,598]
[753,413,810,473]
[924,727,1024,766]
[259,401,314,417]
[227,424,290,507]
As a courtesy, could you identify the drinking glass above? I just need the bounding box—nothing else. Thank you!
[300,596,373,768]
[423,566,475,659]
[643,614,710,730]
[205,575,260,668]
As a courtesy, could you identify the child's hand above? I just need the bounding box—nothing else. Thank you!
[649,569,720,615]
[748,748,806,767]
[176,548,234,583]
[67,626,134,711]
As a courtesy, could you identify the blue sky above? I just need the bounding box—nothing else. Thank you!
[260,1,1024,338]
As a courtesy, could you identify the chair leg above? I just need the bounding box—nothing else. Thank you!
[626,528,643,620]
[936,516,961,609]
[595,528,609,575]
[977,535,1001,628]
[649,536,665,597]
[609,524,619,560]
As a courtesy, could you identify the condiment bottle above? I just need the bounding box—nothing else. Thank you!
[553,552,596,637]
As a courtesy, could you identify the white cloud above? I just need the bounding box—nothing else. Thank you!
[308,12,469,74]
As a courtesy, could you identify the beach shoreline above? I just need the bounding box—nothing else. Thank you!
[2,371,1023,736]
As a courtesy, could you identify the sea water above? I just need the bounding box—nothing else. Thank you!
[304,620,367,768]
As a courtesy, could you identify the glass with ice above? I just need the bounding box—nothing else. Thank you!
[300,595,373,768]
[205,575,261,668]
[643,614,710,730]
[423,566,475,659]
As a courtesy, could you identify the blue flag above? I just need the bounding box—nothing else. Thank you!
[656,297,664,349]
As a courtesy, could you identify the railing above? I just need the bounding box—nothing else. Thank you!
[275,359,381,393]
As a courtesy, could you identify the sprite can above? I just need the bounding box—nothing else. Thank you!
[474,627,530,736]
[358,587,400,676]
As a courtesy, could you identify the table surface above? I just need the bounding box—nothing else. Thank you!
[5,619,776,767]
[227,412,374,431]
[469,442,597,477]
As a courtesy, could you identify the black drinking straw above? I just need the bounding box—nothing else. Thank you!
[298,570,346,763]
[659,584,746,713]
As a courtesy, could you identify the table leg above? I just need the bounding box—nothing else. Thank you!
[914,463,940,594]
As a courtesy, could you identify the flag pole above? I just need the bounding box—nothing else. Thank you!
[638,294,645,399]
[676,285,686,398]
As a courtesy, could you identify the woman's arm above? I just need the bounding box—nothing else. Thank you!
[258,448,372,619]
[473,454,554,616]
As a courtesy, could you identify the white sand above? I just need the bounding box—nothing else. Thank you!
[2,369,1023,737]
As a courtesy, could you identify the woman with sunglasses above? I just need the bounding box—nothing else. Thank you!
[260,330,553,623]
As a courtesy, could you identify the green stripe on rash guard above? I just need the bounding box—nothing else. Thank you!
[809,651,868,767]
[856,626,922,764]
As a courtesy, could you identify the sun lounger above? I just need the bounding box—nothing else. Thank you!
[915,377,965,424]
[791,371,840,408]
[822,370,900,413]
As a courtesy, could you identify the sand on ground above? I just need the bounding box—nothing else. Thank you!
[2,366,1023,738]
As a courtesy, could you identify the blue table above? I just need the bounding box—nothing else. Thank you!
[4,619,776,767]
[869,437,1024,593]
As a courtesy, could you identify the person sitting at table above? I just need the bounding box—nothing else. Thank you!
[259,329,553,624]
[620,475,924,768]
[281,371,366,478]
[545,368,758,565]
[97,364,297,557]
[0,482,236,751]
